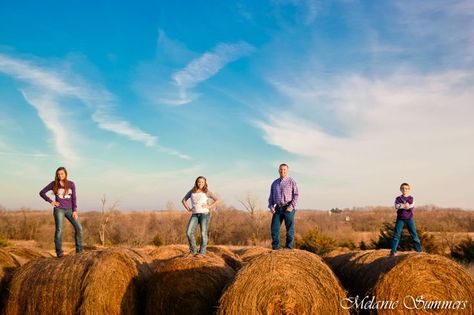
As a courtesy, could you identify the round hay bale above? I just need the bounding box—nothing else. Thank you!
[233,246,271,263]
[0,248,18,283]
[0,249,19,312]
[4,247,52,265]
[145,252,235,315]
[325,249,474,314]
[207,245,243,270]
[218,249,348,315]
[4,248,152,315]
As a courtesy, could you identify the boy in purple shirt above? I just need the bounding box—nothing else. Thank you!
[390,183,422,256]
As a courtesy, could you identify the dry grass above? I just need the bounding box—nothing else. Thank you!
[325,249,474,315]
[145,252,235,315]
[4,248,152,315]
[218,249,348,315]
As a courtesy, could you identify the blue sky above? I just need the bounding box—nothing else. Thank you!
[1,0,473,211]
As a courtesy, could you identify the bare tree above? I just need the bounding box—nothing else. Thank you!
[99,195,118,246]
[238,192,263,244]
[238,192,259,218]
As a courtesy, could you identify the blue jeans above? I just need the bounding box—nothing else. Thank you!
[271,206,295,249]
[186,213,210,254]
[53,207,83,256]
[390,218,422,254]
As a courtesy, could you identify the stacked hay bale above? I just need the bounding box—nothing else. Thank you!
[145,252,235,315]
[206,245,243,270]
[4,248,152,315]
[233,246,271,263]
[218,249,348,315]
[325,249,474,314]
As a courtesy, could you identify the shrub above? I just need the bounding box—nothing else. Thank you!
[298,228,336,255]
[151,234,163,247]
[359,240,373,250]
[338,240,357,250]
[451,236,474,263]
[0,233,8,247]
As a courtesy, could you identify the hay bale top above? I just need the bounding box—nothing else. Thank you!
[154,252,228,272]
[218,249,348,315]
[207,245,238,258]
[0,249,18,269]
[4,247,52,266]
[324,247,353,258]
[146,244,189,261]
[206,245,243,270]
[233,246,271,263]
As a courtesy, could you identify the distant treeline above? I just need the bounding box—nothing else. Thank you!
[1,206,472,250]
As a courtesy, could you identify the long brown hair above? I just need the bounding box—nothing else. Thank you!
[53,167,69,198]
[192,176,208,193]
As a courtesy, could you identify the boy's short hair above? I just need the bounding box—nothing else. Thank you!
[279,163,289,168]
[400,182,410,190]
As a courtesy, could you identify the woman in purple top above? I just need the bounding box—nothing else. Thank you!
[39,166,83,257]
[390,182,422,256]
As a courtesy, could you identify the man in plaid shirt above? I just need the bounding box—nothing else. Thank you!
[268,163,299,249]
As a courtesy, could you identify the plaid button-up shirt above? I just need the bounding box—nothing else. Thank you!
[268,176,299,209]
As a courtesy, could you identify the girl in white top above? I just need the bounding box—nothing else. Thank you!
[182,176,219,256]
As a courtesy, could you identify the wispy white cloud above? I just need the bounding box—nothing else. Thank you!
[0,53,188,159]
[91,107,156,147]
[165,41,254,105]
[0,151,50,158]
[156,146,191,160]
[304,0,320,25]
[255,70,474,208]
[21,90,78,163]
[172,41,254,89]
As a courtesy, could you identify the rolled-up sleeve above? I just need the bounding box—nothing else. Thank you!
[268,182,275,209]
